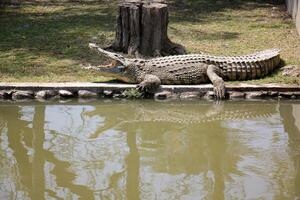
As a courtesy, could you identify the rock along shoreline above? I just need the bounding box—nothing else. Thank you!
[0,82,300,101]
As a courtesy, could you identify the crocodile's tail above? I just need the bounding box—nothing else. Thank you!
[217,48,281,81]
[89,43,131,66]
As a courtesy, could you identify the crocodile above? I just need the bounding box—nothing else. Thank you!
[87,43,281,99]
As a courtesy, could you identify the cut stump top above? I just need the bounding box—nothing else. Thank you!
[143,3,167,8]
[122,0,167,3]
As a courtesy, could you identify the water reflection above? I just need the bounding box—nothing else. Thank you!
[280,103,300,198]
[0,100,299,199]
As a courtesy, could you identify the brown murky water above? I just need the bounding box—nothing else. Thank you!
[0,100,300,200]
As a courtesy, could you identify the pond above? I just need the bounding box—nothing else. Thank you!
[0,100,300,199]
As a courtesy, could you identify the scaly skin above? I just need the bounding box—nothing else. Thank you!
[87,43,281,99]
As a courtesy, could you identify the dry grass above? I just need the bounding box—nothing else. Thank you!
[0,0,299,84]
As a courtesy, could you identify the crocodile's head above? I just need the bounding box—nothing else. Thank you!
[88,43,146,83]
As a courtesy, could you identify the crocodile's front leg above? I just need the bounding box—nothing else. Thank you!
[207,65,226,99]
[137,74,161,93]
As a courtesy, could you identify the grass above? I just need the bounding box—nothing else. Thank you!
[122,88,143,99]
[0,0,299,84]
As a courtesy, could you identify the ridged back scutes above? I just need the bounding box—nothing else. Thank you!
[148,48,280,62]
[146,49,281,81]
[201,48,281,63]
[222,50,280,81]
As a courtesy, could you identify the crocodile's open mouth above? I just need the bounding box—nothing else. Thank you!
[98,65,133,83]
[99,65,125,74]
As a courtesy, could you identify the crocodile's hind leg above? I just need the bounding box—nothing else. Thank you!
[137,74,161,93]
[207,65,226,99]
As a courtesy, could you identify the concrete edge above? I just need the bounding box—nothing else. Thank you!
[0,82,300,91]
[0,82,300,100]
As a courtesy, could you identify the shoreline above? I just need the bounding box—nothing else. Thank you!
[0,82,300,100]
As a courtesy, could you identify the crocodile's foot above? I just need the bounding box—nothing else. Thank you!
[207,65,226,100]
[137,82,153,93]
[137,83,159,93]
[137,75,161,93]
[213,79,226,100]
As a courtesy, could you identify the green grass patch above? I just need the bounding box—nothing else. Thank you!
[123,88,144,99]
[0,0,299,84]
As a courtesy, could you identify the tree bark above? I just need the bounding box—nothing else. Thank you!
[110,0,186,57]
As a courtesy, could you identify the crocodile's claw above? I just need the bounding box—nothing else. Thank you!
[136,82,156,93]
[136,82,147,92]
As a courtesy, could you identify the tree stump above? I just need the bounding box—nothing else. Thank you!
[109,0,186,57]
